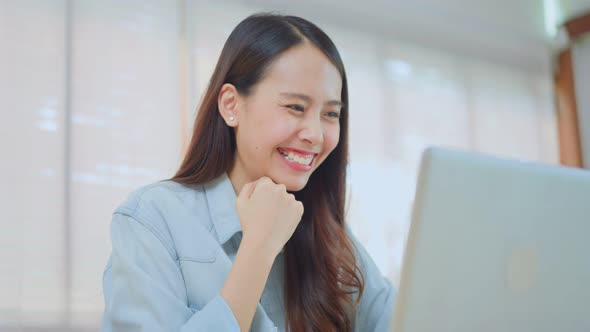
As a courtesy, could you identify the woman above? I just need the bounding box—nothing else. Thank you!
[102,13,395,332]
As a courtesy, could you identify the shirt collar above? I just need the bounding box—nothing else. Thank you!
[203,172,242,245]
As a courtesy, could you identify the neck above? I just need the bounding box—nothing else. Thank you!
[227,158,250,195]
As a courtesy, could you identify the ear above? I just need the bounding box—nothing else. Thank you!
[218,83,241,127]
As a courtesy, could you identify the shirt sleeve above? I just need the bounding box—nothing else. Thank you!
[349,230,397,332]
[101,212,240,332]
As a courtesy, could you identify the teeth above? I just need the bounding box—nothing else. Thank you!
[280,149,313,166]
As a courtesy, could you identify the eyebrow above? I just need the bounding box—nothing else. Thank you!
[279,92,344,108]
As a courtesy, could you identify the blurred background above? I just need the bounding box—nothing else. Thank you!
[1,0,590,330]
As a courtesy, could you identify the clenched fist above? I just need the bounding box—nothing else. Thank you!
[236,177,304,258]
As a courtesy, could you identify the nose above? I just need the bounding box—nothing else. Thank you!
[298,113,323,146]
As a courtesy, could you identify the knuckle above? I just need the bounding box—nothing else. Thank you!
[296,201,304,213]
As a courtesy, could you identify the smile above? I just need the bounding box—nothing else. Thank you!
[277,148,318,168]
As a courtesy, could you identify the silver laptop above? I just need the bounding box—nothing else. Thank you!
[391,147,590,332]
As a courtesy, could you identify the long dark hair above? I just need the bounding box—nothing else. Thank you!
[170,13,364,332]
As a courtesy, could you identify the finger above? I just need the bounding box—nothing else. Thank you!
[295,201,304,215]
[253,176,274,194]
[258,176,274,185]
[237,181,257,203]
[274,183,287,193]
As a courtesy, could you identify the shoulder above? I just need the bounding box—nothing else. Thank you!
[111,180,215,257]
[344,226,371,270]
[345,226,397,330]
[345,225,393,289]
[114,180,208,223]
[115,180,199,214]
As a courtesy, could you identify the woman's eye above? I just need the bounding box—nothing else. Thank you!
[326,111,340,118]
[286,104,304,112]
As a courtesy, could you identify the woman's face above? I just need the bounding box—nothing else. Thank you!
[222,42,342,192]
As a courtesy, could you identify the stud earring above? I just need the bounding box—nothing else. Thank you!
[229,116,235,121]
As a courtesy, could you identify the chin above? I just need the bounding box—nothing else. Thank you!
[271,173,310,192]
[285,182,307,192]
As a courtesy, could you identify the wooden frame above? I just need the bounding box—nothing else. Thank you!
[555,49,584,167]
[564,11,590,40]
[555,11,590,168]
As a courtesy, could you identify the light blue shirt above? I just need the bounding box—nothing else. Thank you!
[101,172,396,331]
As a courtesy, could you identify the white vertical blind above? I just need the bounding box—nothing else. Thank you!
[0,0,67,326]
[68,0,181,326]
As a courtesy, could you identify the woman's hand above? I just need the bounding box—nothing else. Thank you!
[236,176,304,258]
[222,176,303,331]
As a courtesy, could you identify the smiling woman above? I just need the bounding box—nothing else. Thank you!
[101,13,395,332]
[218,42,343,191]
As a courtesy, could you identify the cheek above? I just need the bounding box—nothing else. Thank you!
[252,123,294,157]
[241,113,285,150]
[263,118,297,147]
[324,125,340,153]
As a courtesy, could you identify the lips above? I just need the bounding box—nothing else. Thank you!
[277,147,319,158]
